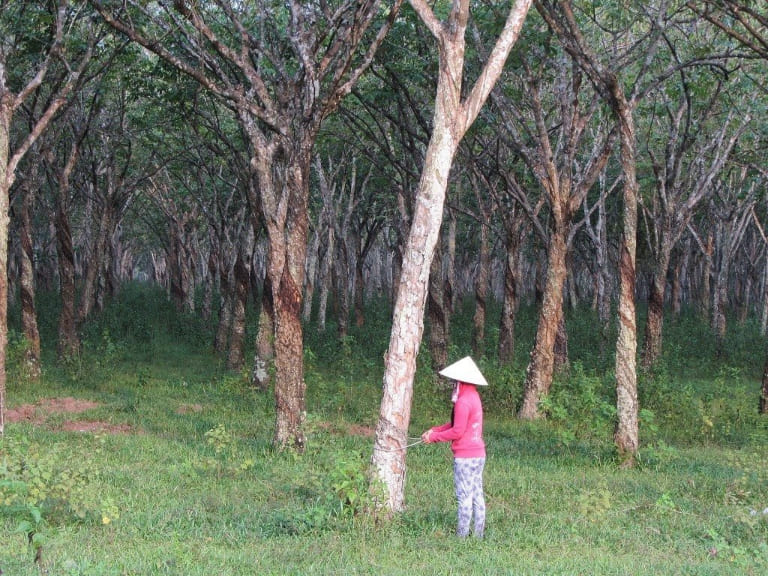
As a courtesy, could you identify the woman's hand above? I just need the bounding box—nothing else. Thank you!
[421,429,432,443]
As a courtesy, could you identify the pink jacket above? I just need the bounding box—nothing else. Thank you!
[429,383,485,458]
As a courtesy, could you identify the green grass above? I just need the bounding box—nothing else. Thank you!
[2,286,767,574]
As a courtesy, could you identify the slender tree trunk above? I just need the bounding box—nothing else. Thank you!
[672,240,691,316]
[202,248,216,323]
[336,239,351,341]
[354,233,366,327]
[445,208,457,313]
[215,258,233,355]
[303,228,319,322]
[372,132,459,511]
[713,263,729,351]
[56,168,79,358]
[612,93,639,463]
[252,262,274,391]
[227,227,253,371]
[78,203,112,326]
[427,241,448,372]
[519,225,567,419]
[0,108,10,436]
[471,221,490,358]
[700,232,714,319]
[761,251,768,336]
[761,351,768,414]
[498,229,520,364]
[642,234,673,369]
[317,222,334,333]
[19,182,41,379]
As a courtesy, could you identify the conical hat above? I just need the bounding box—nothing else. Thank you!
[438,356,488,386]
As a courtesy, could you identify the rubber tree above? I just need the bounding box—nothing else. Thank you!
[371,0,533,513]
[0,0,95,436]
[93,0,403,450]
[640,82,751,369]
[534,0,652,462]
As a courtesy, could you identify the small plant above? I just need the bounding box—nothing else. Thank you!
[539,363,616,442]
[1,435,117,569]
[13,502,47,567]
[199,424,255,476]
[576,483,613,523]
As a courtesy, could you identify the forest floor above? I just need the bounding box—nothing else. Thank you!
[1,289,767,575]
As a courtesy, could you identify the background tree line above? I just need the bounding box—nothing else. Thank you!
[1,0,767,511]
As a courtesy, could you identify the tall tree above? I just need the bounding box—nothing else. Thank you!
[93,0,403,450]
[640,80,751,368]
[0,0,95,436]
[371,0,533,513]
[534,0,654,461]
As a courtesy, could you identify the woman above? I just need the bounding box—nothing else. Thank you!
[422,356,487,539]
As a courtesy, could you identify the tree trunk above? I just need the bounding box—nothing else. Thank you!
[672,239,691,316]
[518,225,567,419]
[252,262,274,391]
[427,240,448,372]
[612,92,639,464]
[227,227,253,371]
[19,182,41,379]
[268,160,309,451]
[445,208,457,313]
[335,238,351,341]
[202,248,216,323]
[471,221,490,358]
[317,221,334,333]
[372,134,458,510]
[78,202,112,327]
[302,228,319,322]
[371,0,533,512]
[498,229,519,364]
[761,351,768,414]
[713,264,729,352]
[700,232,714,319]
[56,169,79,359]
[0,108,11,436]
[762,251,768,336]
[214,257,233,355]
[642,235,673,369]
[353,231,366,328]
[553,314,568,373]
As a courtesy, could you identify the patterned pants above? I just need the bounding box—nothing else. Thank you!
[454,457,486,538]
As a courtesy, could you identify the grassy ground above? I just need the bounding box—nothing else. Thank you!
[1,287,767,575]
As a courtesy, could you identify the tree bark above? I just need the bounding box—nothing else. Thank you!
[252,260,274,391]
[642,236,673,369]
[519,224,567,419]
[0,107,11,436]
[302,227,319,323]
[268,158,309,451]
[19,178,42,379]
[471,221,490,358]
[612,91,639,463]
[227,226,253,371]
[498,228,520,364]
[427,240,448,372]
[78,198,112,327]
[56,158,80,359]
